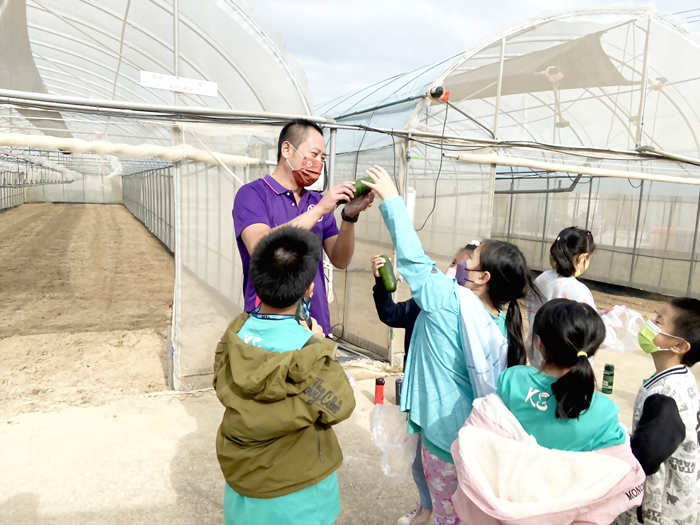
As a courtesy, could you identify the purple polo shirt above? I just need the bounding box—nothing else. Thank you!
[233,175,340,335]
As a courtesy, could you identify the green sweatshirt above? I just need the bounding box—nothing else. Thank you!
[213,313,356,499]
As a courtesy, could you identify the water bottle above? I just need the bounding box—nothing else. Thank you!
[395,377,403,407]
[374,377,385,404]
[602,364,614,394]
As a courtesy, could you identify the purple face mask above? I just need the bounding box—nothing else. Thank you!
[455,259,471,286]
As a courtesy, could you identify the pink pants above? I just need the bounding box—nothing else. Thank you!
[421,443,461,525]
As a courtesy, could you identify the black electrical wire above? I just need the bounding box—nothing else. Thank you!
[391,132,400,192]
[416,102,449,232]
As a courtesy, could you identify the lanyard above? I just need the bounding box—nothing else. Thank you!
[250,304,294,321]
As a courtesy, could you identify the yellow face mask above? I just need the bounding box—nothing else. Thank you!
[574,256,590,278]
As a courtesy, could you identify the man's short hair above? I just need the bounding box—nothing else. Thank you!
[669,297,700,367]
[250,226,321,309]
[276,119,324,162]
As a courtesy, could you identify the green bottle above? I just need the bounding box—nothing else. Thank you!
[378,255,397,293]
[602,364,614,394]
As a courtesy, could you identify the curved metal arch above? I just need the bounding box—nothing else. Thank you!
[40,73,123,101]
[26,22,213,108]
[404,7,690,139]
[318,69,420,116]
[212,0,312,114]
[149,0,312,113]
[31,53,170,106]
[601,49,700,156]
[30,45,172,105]
[28,0,241,110]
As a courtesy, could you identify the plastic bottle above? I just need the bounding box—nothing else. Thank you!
[378,255,397,293]
[602,364,614,394]
[374,377,385,404]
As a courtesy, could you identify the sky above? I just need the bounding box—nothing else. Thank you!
[248,0,700,107]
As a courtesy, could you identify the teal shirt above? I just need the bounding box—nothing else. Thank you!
[224,316,340,525]
[497,365,627,452]
[236,315,313,351]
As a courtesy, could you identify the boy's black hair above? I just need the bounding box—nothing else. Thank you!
[550,227,595,277]
[533,298,606,419]
[478,240,537,368]
[669,297,700,367]
[249,226,321,309]
[277,119,324,162]
[464,243,479,252]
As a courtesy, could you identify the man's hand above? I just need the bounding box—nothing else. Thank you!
[364,166,399,200]
[371,255,386,278]
[300,317,325,336]
[344,190,375,218]
[316,182,356,216]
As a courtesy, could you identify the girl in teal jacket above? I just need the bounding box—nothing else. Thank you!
[365,166,536,524]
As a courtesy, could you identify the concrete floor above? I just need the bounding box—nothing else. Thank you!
[0,377,416,525]
[3,351,697,525]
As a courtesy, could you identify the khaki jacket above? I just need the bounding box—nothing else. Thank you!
[213,313,356,498]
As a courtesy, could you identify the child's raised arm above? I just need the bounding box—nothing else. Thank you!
[364,166,454,313]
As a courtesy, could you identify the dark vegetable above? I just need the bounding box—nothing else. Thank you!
[378,255,397,293]
[352,176,374,200]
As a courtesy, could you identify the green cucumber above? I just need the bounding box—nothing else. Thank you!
[378,254,397,293]
[352,176,374,200]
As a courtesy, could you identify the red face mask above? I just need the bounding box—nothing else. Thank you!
[287,144,323,187]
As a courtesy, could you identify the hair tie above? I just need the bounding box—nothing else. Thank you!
[556,236,561,242]
[577,351,587,358]
[470,240,480,247]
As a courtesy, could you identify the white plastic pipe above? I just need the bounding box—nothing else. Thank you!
[446,152,700,186]
[0,132,260,167]
[0,88,331,123]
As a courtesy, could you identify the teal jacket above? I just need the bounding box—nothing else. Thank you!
[380,196,478,455]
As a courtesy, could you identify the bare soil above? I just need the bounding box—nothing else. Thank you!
[0,204,677,418]
[0,203,174,416]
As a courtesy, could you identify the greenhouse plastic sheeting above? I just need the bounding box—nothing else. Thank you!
[0,187,23,212]
[322,7,700,304]
[2,5,700,387]
[327,128,494,359]
[123,167,174,252]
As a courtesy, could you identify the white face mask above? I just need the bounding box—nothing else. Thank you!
[445,267,457,280]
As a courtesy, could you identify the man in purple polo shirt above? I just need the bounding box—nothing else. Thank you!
[233,119,374,335]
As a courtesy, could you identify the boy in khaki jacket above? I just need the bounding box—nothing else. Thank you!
[214,226,356,525]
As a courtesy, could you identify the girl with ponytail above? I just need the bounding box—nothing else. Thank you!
[450,299,641,524]
[498,299,626,449]
[364,166,535,524]
[526,227,597,366]
[473,240,536,368]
